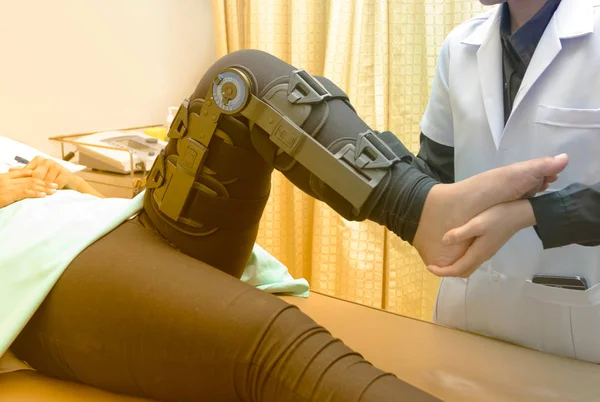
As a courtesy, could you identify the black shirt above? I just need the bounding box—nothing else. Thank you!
[412,0,600,249]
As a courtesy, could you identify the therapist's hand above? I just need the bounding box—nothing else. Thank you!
[0,169,57,208]
[412,154,568,271]
[427,199,537,277]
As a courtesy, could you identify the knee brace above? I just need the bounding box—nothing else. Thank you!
[146,50,402,223]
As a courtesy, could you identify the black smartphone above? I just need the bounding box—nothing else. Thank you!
[532,275,588,291]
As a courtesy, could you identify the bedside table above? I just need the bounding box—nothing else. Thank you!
[76,169,146,199]
[50,126,163,199]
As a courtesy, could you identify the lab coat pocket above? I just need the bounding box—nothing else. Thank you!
[465,270,534,348]
[524,280,600,362]
[534,104,600,187]
[535,104,600,129]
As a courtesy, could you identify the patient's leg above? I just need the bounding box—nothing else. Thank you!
[142,49,437,278]
[11,217,438,402]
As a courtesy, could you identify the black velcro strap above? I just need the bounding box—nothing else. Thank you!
[205,137,268,181]
[363,130,399,162]
[377,131,414,161]
[315,76,350,102]
[184,188,269,230]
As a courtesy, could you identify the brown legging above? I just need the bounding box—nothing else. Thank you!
[11,212,438,401]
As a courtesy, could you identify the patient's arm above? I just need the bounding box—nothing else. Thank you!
[0,371,151,402]
[14,156,104,198]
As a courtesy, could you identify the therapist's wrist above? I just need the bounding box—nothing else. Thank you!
[511,199,537,231]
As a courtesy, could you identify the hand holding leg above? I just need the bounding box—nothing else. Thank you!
[412,154,568,269]
[427,199,537,277]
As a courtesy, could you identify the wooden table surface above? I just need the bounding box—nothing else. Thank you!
[282,292,600,402]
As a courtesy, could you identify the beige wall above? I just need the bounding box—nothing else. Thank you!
[0,0,217,155]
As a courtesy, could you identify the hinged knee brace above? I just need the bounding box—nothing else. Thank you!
[146,53,400,229]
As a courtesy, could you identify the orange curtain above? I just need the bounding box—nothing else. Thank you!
[212,0,487,321]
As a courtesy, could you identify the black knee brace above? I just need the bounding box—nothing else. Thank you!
[144,49,436,276]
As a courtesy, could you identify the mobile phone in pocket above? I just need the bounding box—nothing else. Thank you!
[532,275,588,291]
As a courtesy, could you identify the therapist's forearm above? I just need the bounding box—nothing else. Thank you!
[415,133,455,184]
[529,182,600,249]
[512,198,537,230]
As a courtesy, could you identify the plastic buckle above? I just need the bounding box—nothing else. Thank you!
[354,130,400,169]
[153,138,207,222]
[167,99,190,139]
[145,149,166,189]
[287,69,332,104]
[179,137,208,175]
[334,130,399,185]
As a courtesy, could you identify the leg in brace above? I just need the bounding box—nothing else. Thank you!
[143,49,432,278]
[134,49,440,402]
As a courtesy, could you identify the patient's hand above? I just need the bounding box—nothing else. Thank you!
[12,157,104,198]
[412,154,568,272]
[0,169,57,208]
[17,156,79,190]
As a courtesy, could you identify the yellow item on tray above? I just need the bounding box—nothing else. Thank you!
[144,127,167,141]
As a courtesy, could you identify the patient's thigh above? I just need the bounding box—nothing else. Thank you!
[11,215,292,402]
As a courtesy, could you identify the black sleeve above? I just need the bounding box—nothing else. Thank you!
[367,131,455,244]
[415,133,455,183]
[529,182,600,249]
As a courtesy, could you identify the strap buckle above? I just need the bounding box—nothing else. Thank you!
[145,149,166,189]
[334,130,400,186]
[167,99,190,139]
[287,69,332,104]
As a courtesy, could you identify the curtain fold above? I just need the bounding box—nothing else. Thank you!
[212,0,487,321]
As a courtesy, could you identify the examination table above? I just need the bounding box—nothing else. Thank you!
[1,292,598,401]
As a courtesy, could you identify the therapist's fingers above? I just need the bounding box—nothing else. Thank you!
[538,182,550,193]
[537,174,559,192]
[442,219,485,245]
[531,174,558,194]
[427,240,483,278]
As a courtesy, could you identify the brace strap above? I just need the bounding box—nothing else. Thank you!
[204,137,268,182]
[148,98,222,221]
[285,70,355,115]
[241,94,398,210]
[184,187,269,230]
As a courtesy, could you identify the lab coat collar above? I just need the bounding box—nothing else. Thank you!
[461,0,595,47]
[460,0,595,148]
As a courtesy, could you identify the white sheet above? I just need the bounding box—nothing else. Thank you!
[0,136,85,174]
[0,189,309,374]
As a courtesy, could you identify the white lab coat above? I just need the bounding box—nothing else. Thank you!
[421,0,600,363]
